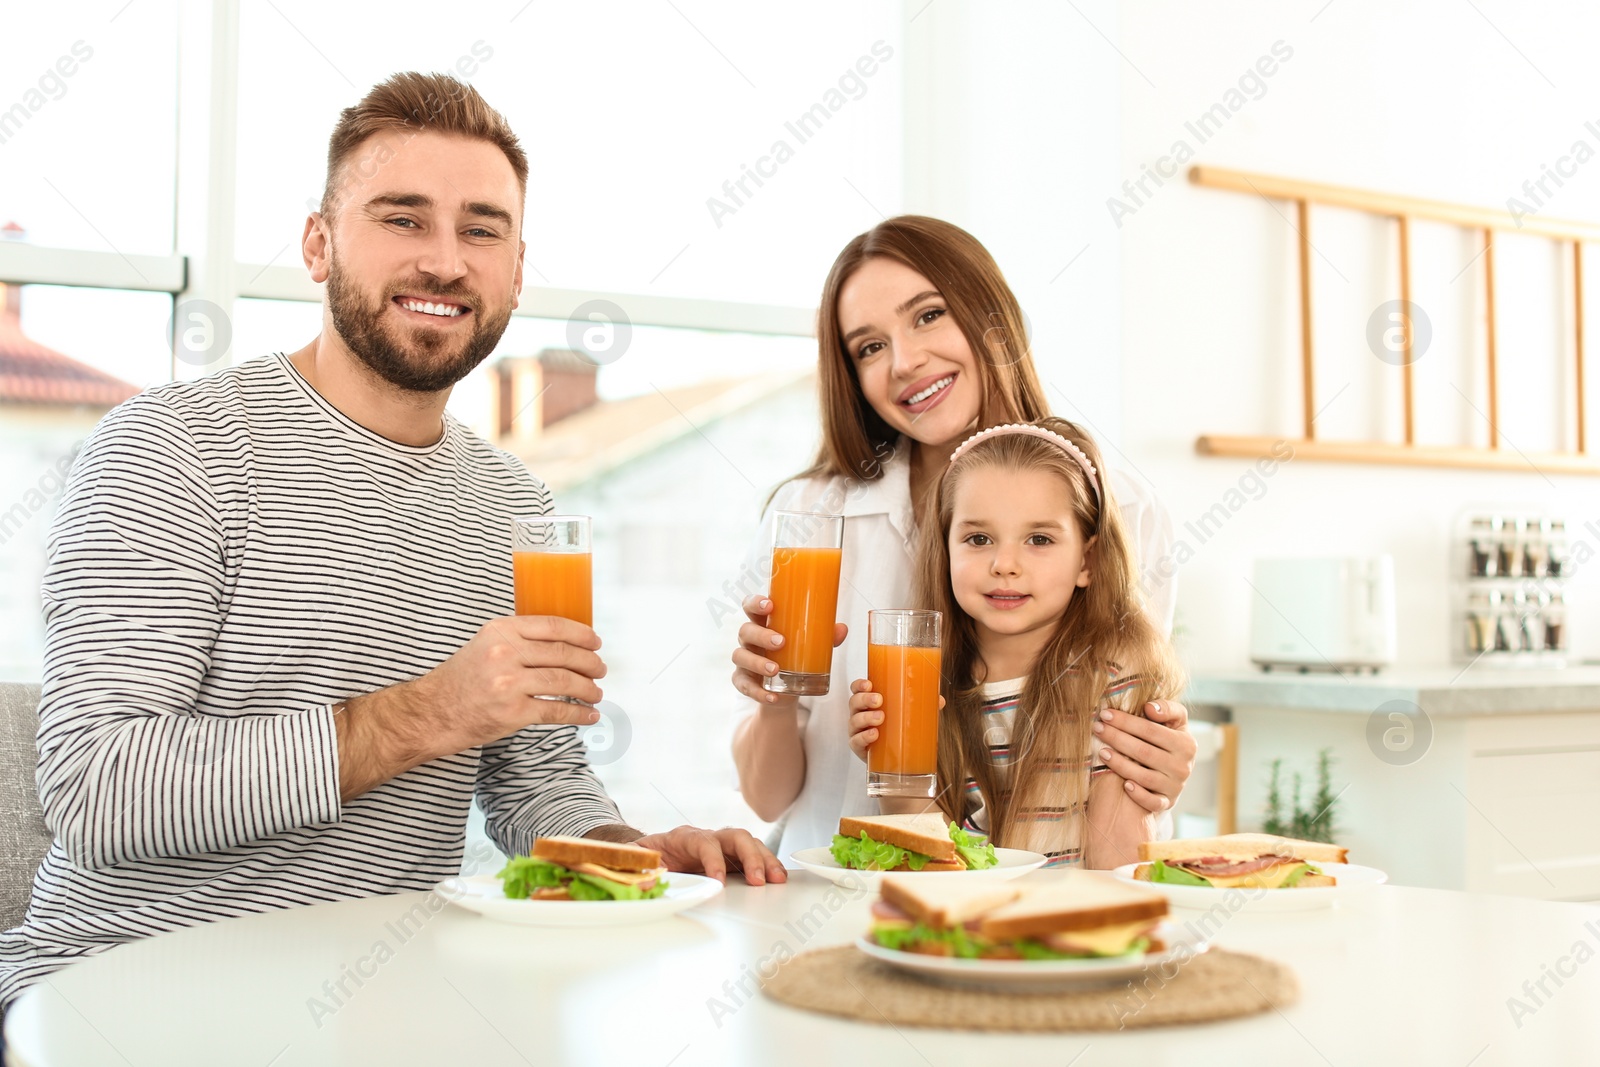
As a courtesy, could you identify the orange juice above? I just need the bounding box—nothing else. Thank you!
[513,551,593,626]
[867,643,942,776]
[767,546,843,676]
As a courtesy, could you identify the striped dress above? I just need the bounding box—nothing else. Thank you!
[960,671,1142,868]
[0,353,623,1010]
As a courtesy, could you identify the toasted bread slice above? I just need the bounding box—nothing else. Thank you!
[978,872,1167,940]
[879,875,1021,927]
[532,835,662,873]
[1138,833,1348,866]
[838,813,957,862]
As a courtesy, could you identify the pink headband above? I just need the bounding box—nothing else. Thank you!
[947,423,1101,505]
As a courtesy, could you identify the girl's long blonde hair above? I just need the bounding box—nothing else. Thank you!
[914,417,1186,848]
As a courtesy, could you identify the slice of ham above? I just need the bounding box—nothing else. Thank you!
[871,900,913,922]
[1173,855,1292,878]
[530,887,571,900]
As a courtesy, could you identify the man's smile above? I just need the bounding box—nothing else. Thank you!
[392,294,471,321]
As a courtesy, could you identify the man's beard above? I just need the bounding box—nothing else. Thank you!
[325,256,513,394]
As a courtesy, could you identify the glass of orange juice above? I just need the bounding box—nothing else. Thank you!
[866,609,942,798]
[512,515,592,623]
[763,511,844,697]
[512,515,593,702]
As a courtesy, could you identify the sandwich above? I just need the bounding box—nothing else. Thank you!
[831,813,998,872]
[868,871,1168,960]
[1133,833,1347,889]
[498,836,669,901]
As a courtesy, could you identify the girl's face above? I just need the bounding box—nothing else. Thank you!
[835,256,982,448]
[947,465,1091,644]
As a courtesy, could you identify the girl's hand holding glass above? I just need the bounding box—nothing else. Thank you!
[846,677,945,764]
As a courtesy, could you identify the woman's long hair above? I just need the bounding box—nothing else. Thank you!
[790,215,1050,488]
[914,417,1186,848]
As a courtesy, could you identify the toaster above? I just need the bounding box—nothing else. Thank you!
[1249,556,1397,672]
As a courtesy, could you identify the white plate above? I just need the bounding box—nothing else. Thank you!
[1109,861,1388,912]
[789,847,1048,887]
[854,923,1205,991]
[434,872,723,926]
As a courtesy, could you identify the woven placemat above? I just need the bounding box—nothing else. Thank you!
[762,945,1297,1032]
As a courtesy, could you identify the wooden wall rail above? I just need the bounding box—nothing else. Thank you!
[1189,165,1599,474]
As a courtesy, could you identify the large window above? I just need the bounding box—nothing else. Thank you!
[1,4,906,855]
[1,2,903,853]
[0,3,179,257]
[19,285,175,389]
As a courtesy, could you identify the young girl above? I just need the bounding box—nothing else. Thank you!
[846,418,1185,868]
[730,215,1197,859]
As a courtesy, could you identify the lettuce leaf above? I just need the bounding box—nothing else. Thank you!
[1014,936,1151,960]
[872,924,1150,960]
[871,922,988,959]
[497,855,668,901]
[1146,859,1212,886]
[831,832,930,871]
[568,872,669,901]
[947,823,999,870]
[497,856,568,899]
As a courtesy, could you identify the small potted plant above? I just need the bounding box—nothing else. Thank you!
[1262,747,1341,843]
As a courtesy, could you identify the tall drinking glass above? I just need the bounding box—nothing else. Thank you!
[512,516,593,705]
[512,515,592,624]
[763,511,844,696]
[867,609,942,798]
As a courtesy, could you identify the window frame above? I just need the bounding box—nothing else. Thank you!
[0,0,814,385]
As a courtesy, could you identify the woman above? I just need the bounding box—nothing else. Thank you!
[730,216,1196,859]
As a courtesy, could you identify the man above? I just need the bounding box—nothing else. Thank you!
[0,71,784,1011]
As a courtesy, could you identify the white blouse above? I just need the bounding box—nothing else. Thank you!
[737,437,1178,859]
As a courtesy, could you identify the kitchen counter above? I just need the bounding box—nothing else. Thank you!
[1186,665,1600,716]
[1186,665,1600,900]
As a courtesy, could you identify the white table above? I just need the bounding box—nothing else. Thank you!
[6,871,1600,1066]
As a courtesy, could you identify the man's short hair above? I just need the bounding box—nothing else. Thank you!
[321,71,528,221]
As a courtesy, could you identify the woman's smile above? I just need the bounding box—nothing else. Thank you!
[898,371,959,414]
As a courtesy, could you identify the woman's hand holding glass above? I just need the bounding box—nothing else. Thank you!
[730,595,848,707]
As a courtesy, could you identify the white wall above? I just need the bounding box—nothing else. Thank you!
[902,0,1125,445]
[1117,1,1600,670]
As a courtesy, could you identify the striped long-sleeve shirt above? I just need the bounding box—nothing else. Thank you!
[0,353,621,1009]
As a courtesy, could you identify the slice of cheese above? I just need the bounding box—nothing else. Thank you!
[570,863,666,886]
[1193,863,1326,889]
[1042,918,1158,956]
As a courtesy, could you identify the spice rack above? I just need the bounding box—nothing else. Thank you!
[1455,513,1570,667]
